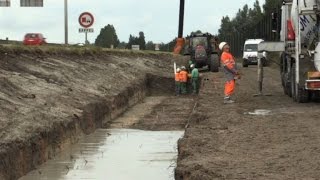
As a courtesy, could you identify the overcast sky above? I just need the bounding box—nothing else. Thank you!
[0,0,265,44]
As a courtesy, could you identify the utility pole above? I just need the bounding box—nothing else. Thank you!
[64,0,68,45]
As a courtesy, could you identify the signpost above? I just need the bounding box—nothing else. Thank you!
[79,28,94,33]
[79,12,94,45]
[65,0,68,45]
[20,0,43,7]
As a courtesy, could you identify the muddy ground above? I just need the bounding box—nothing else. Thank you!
[2,45,320,180]
[175,63,320,179]
[0,46,186,180]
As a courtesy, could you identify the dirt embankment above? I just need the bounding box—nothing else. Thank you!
[0,46,181,180]
[175,64,320,179]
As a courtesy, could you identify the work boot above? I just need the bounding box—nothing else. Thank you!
[224,96,235,104]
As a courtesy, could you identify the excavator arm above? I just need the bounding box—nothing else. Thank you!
[174,0,185,54]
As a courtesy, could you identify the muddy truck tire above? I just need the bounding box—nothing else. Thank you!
[242,59,249,67]
[209,54,219,72]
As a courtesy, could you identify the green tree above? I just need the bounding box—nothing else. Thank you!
[95,24,120,48]
[146,41,155,51]
[218,0,268,41]
[126,32,146,50]
[118,41,127,49]
[159,38,176,52]
[126,34,139,49]
[218,16,234,40]
[191,30,203,35]
[138,31,146,50]
[263,0,282,15]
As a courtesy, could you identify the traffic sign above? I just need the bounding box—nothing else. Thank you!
[79,12,94,28]
[79,28,94,33]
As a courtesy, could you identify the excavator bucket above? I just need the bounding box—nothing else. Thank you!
[174,38,185,54]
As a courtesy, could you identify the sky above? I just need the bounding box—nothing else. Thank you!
[0,0,265,44]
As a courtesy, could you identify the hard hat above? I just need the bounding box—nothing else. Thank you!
[181,66,186,70]
[176,68,181,72]
[219,42,227,50]
[190,64,195,68]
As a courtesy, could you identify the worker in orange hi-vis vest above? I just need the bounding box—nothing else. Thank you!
[219,42,241,104]
[179,66,188,94]
[175,68,181,95]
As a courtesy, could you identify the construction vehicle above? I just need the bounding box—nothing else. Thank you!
[183,32,220,72]
[173,0,220,72]
[273,0,320,102]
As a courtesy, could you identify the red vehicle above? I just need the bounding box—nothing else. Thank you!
[23,33,47,45]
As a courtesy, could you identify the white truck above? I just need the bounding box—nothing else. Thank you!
[242,39,267,67]
[274,0,320,102]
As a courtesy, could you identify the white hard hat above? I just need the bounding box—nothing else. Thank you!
[181,66,186,70]
[219,42,227,50]
[190,64,195,68]
[176,68,181,72]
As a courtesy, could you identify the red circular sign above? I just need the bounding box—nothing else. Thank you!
[79,12,94,28]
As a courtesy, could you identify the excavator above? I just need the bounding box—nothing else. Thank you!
[174,0,220,72]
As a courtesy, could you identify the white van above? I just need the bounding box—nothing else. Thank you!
[242,39,267,67]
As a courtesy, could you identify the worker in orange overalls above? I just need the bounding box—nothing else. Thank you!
[175,68,181,95]
[219,42,241,104]
[179,66,188,94]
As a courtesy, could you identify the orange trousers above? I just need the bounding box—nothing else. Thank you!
[224,80,235,97]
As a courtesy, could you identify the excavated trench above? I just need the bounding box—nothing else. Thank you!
[3,73,194,180]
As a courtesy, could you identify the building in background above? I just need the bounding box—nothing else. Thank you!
[155,44,160,51]
[0,0,10,7]
[132,45,140,51]
[20,0,43,7]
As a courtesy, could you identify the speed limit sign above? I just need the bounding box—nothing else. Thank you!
[79,12,94,28]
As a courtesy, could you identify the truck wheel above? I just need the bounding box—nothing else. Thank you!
[285,77,292,97]
[283,71,292,97]
[291,64,296,101]
[312,91,320,102]
[291,64,309,103]
[296,86,310,103]
[242,59,248,67]
[210,54,219,72]
[262,58,268,67]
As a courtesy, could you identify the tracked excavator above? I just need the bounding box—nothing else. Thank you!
[173,0,220,72]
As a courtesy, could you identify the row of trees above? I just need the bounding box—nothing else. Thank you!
[95,1,281,51]
[95,24,149,50]
[94,24,180,51]
[218,0,282,41]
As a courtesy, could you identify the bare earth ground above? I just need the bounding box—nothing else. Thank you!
[2,46,320,180]
[0,50,172,146]
[0,47,185,179]
[175,64,320,179]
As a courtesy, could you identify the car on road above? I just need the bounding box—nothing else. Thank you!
[23,33,47,45]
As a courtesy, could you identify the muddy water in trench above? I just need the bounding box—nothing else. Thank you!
[19,96,184,180]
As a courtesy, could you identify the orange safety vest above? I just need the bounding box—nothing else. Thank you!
[220,52,236,71]
[175,73,180,82]
[179,70,188,82]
